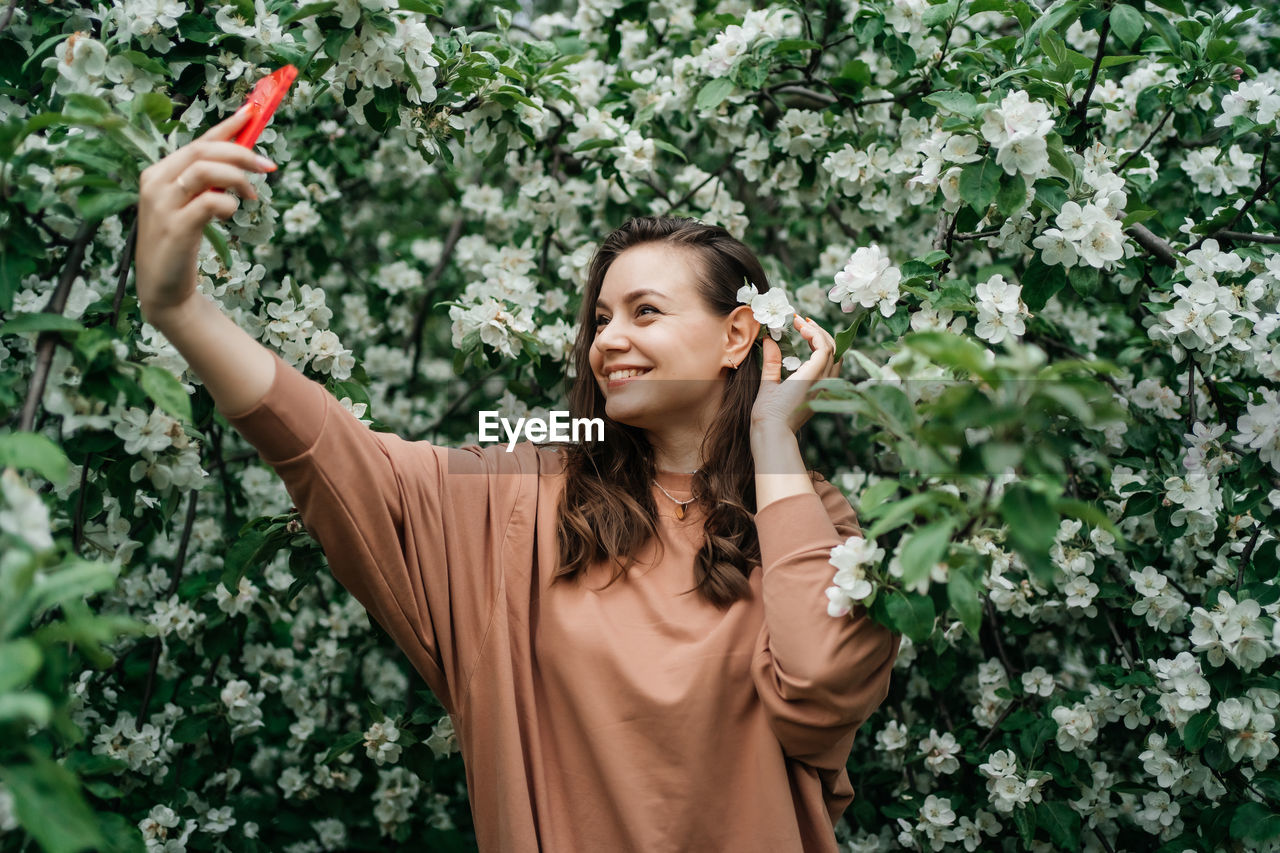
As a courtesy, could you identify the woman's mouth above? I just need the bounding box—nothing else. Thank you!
[606,367,651,388]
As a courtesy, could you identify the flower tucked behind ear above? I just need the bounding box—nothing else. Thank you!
[736,279,795,341]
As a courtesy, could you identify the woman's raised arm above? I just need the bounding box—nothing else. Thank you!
[134,106,278,417]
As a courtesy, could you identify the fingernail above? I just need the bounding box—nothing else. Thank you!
[255,156,277,171]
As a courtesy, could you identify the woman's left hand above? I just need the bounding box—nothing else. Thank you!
[750,315,840,435]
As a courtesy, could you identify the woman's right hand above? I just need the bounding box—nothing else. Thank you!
[135,107,277,325]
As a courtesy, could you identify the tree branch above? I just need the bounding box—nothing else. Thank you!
[16,219,101,432]
[1118,102,1175,172]
[1125,223,1177,267]
[1073,6,1112,129]
[408,216,465,386]
[138,489,200,722]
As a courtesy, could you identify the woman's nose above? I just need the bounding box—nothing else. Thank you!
[593,319,629,351]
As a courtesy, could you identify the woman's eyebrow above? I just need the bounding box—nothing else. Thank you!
[595,288,666,310]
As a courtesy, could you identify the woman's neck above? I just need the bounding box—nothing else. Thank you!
[647,427,705,473]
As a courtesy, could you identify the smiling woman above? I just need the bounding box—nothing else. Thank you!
[136,159,898,850]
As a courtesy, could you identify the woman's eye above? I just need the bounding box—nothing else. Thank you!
[638,305,658,316]
[595,315,609,327]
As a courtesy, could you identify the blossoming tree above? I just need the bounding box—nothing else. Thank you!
[2,0,1279,851]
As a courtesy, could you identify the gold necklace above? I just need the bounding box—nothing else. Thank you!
[653,479,697,519]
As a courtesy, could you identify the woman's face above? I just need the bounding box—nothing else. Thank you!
[588,243,747,433]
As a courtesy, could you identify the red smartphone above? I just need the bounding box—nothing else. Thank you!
[233,64,297,149]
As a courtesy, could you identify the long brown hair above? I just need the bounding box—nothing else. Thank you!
[553,215,773,610]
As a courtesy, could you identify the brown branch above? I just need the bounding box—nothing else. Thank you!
[668,152,737,213]
[138,489,200,722]
[16,219,101,432]
[1214,230,1280,244]
[408,216,465,385]
[976,700,1018,751]
[1236,526,1262,593]
[1103,606,1136,671]
[1073,5,1112,129]
[1195,140,1280,250]
[1125,223,1177,267]
[1118,102,1175,172]
[0,0,19,34]
[109,217,139,328]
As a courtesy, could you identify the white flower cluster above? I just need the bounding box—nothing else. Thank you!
[1236,387,1280,474]
[0,468,55,551]
[895,794,1000,853]
[221,678,266,739]
[363,719,403,766]
[736,280,794,341]
[972,273,1030,345]
[972,658,1012,727]
[260,281,354,380]
[93,710,176,782]
[1217,691,1280,767]
[1181,144,1258,197]
[829,244,902,317]
[825,535,884,617]
[1149,651,1212,730]
[918,728,961,775]
[1148,239,1259,355]
[111,404,207,492]
[1189,589,1273,672]
[138,804,197,853]
[980,90,1056,178]
[1032,199,1127,270]
[1216,79,1280,129]
[425,714,459,758]
[1129,566,1191,633]
[1051,701,1099,754]
[215,575,260,617]
[697,8,799,79]
[372,766,421,837]
[978,749,1048,813]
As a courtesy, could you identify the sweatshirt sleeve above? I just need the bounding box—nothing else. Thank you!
[222,349,533,718]
[750,474,901,771]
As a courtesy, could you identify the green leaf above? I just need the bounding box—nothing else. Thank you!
[138,365,193,423]
[1038,800,1082,850]
[695,77,735,111]
[996,172,1027,217]
[652,139,688,163]
[133,92,173,123]
[0,432,70,483]
[1231,802,1280,843]
[1000,484,1059,555]
[0,692,54,727]
[947,565,983,640]
[202,222,232,269]
[0,639,42,692]
[321,730,366,764]
[899,519,955,589]
[279,0,338,25]
[1022,256,1068,312]
[0,313,87,335]
[78,190,137,222]
[858,480,900,516]
[960,159,1000,214]
[1183,710,1216,751]
[1069,264,1101,298]
[923,90,979,118]
[1109,4,1145,49]
[833,312,868,362]
[1011,802,1037,846]
[884,590,936,642]
[1,753,107,853]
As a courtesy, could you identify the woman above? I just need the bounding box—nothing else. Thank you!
[136,108,900,852]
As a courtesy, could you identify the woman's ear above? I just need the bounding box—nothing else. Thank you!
[724,304,759,368]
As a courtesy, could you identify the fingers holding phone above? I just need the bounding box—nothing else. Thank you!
[135,110,276,323]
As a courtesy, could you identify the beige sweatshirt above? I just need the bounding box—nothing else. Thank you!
[225,350,901,852]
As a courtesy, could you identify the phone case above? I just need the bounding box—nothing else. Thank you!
[233,64,298,149]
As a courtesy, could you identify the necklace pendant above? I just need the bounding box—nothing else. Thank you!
[675,504,685,520]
